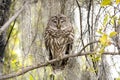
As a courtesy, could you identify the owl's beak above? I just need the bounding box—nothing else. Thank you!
[57,23,61,29]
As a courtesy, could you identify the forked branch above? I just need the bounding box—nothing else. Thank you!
[0,41,119,80]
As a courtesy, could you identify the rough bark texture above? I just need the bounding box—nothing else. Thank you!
[0,0,11,60]
[0,0,11,74]
[18,0,103,80]
[1,0,116,80]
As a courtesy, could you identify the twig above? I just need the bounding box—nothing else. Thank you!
[76,0,85,51]
[0,5,24,34]
[0,40,119,80]
[0,0,36,35]
[0,51,119,80]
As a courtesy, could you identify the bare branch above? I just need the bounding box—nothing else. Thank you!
[0,0,36,34]
[0,51,119,80]
[76,0,85,51]
[0,5,24,34]
[0,41,119,80]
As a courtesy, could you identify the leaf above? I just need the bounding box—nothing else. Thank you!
[99,34,111,46]
[29,75,34,80]
[101,0,111,7]
[95,56,101,61]
[14,37,19,45]
[116,0,120,4]
[11,59,17,64]
[97,28,103,34]
[10,50,16,55]
[103,14,109,26]
[110,17,115,25]
[110,16,118,26]
[109,31,117,37]
[118,19,120,25]
[100,34,107,45]
[88,67,97,73]
[99,47,105,54]
[116,77,120,80]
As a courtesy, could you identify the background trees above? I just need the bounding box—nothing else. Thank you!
[0,0,11,75]
[0,0,120,80]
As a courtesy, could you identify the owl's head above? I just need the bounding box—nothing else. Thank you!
[48,14,68,30]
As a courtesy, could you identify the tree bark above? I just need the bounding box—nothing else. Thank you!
[0,0,11,74]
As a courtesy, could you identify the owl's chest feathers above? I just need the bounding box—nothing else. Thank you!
[52,37,68,56]
[53,36,68,47]
[48,28,69,37]
[48,29,70,49]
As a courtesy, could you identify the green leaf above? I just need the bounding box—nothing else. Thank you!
[99,47,105,54]
[110,16,118,25]
[110,17,114,25]
[109,31,117,37]
[97,28,103,34]
[103,14,109,26]
[101,0,111,7]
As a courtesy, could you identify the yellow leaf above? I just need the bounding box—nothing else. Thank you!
[116,0,120,4]
[99,34,111,46]
[99,47,105,54]
[101,0,111,7]
[10,50,16,55]
[100,34,107,45]
[110,17,115,25]
[11,59,17,64]
[88,67,97,73]
[116,77,120,80]
[29,75,34,80]
[110,16,117,25]
[118,19,120,24]
[97,28,103,34]
[109,31,117,37]
[14,38,19,45]
[103,14,109,26]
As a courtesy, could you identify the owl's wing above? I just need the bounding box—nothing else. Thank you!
[44,30,53,60]
[69,26,74,51]
[44,31,49,51]
[62,29,74,66]
[65,26,74,55]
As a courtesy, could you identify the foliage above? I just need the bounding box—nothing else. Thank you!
[101,0,120,7]
[116,0,120,4]
[116,77,120,80]
[101,0,111,7]
[4,21,21,73]
[1,0,120,80]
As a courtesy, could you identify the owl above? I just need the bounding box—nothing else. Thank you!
[44,14,74,70]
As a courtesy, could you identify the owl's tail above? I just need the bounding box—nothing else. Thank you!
[51,58,68,71]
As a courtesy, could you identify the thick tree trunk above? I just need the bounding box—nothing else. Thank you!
[6,0,113,80]
[0,0,11,74]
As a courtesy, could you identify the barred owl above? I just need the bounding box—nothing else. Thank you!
[44,14,74,70]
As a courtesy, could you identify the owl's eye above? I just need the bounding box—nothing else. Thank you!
[52,20,57,23]
[60,19,65,23]
[59,17,66,23]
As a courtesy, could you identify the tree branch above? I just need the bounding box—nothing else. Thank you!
[0,4,24,34]
[76,0,85,51]
[0,0,37,35]
[0,41,119,80]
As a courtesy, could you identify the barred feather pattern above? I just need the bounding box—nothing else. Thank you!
[44,14,74,70]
